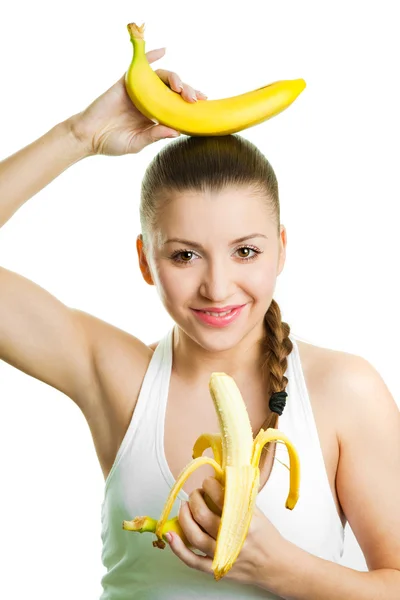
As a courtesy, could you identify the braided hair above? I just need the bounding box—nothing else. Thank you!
[258,299,293,473]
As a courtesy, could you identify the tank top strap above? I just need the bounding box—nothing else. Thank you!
[284,334,344,535]
[128,326,172,424]
[102,326,173,498]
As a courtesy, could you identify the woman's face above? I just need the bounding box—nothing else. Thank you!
[137,185,287,351]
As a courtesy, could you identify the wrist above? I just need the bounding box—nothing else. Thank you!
[65,113,96,158]
[256,536,297,596]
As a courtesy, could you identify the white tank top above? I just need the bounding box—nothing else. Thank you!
[100,326,345,599]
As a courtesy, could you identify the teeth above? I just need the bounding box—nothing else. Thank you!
[203,309,234,317]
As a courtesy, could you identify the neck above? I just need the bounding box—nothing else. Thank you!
[171,320,268,387]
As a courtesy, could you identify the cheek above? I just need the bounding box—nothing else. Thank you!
[154,263,194,300]
[247,262,277,294]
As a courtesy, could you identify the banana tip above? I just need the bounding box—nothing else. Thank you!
[127,22,145,41]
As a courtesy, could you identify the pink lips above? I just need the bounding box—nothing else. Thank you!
[194,304,244,313]
[191,305,246,328]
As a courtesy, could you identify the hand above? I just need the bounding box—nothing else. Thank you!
[68,47,207,157]
[167,476,288,592]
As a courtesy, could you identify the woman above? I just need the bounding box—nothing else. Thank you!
[1,47,399,599]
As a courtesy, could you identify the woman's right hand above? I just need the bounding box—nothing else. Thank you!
[69,47,207,157]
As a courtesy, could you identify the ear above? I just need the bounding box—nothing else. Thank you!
[136,234,155,285]
[277,224,287,276]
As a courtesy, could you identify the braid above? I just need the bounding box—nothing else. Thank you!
[256,299,293,473]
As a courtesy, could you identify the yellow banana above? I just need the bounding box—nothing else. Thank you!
[123,515,192,549]
[125,23,306,136]
[123,372,301,581]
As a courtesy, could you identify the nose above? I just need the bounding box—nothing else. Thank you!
[199,256,236,301]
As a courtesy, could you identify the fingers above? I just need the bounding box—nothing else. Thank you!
[145,47,167,64]
[179,498,217,558]
[167,480,225,572]
[143,47,208,102]
[190,489,221,538]
[133,124,181,152]
[202,476,225,510]
[155,68,208,102]
[166,526,214,575]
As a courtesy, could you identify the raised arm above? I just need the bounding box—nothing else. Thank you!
[0,118,96,412]
[0,49,204,415]
[0,265,101,410]
[0,119,87,228]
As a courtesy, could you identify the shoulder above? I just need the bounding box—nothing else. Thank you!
[78,310,153,365]
[293,337,398,452]
[295,338,399,484]
[294,336,392,418]
[296,339,400,571]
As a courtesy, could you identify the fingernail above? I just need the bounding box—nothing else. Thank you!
[197,91,208,98]
[165,532,173,543]
[191,94,198,102]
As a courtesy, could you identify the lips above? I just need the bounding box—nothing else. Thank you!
[191,304,246,328]
[194,304,245,313]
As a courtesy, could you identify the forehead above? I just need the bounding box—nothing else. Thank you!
[155,187,274,244]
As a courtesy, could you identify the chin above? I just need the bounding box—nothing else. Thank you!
[191,323,257,352]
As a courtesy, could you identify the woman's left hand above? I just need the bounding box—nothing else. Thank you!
[166,475,288,590]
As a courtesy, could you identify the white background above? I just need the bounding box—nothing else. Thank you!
[1,0,399,598]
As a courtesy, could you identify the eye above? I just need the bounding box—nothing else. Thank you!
[170,250,197,264]
[169,245,262,265]
[236,246,260,260]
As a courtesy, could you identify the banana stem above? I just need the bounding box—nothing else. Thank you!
[127,23,145,41]
[123,515,156,532]
[123,515,192,549]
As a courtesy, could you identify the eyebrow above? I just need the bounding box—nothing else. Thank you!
[163,233,268,249]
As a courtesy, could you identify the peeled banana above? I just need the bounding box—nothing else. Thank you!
[123,372,301,581]
[125,23,306,136]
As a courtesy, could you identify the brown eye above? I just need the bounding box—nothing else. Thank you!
[179,251,193,261]
[171,250,197,264]
[237,247,251,258]
[236,246,261,260]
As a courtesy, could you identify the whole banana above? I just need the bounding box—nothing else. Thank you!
[123,372,301,581]
[125,23,306,136]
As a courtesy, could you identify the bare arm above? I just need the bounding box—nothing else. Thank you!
[0,117,88,228]
[0,265,100,411]
[0,54,200,413]
[0,48,194,229]
[0,117,96,412]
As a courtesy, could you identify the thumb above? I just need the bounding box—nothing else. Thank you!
[146,47,167,64]
[133,124,181,151]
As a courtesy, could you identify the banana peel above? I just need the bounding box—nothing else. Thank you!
[123,372,300,581]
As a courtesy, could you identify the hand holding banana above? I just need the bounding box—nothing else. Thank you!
[69,21,305,156]
[123,372,301,582]
[69,51,205,156]
[168,474,291,591]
